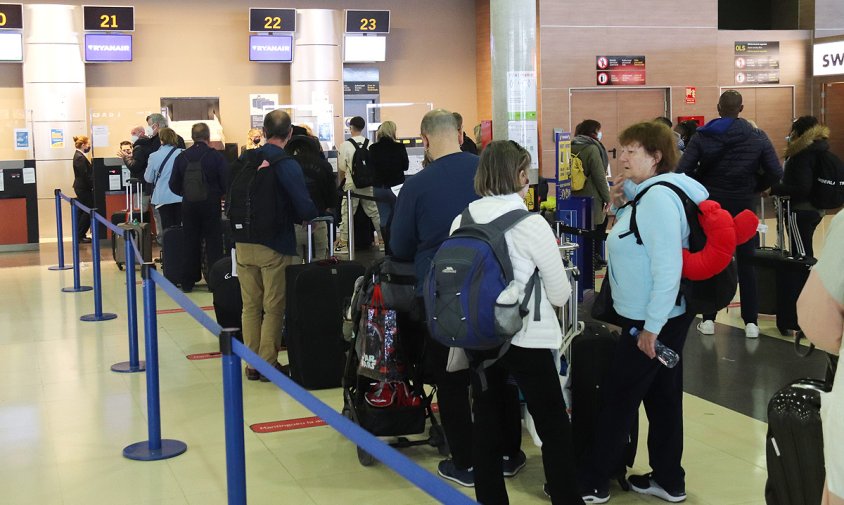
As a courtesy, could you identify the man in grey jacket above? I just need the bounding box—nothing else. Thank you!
[677,90,783,339]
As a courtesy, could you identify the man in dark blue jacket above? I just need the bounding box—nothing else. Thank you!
[233,110,317,381]
[677,90,783,339]
[391,109,524,488]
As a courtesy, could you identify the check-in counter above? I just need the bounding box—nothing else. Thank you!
[92,157,130,239]
[0,160,39,251]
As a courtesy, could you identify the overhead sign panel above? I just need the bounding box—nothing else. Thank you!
[84,33,132,62]
[83,5,134,31]
[249,8,296,33]
[814,40,844,77]
[249,34,293,62]
[734,41,779,84]
[0,31,22,61]
[0,4,23,30]
[345,10,389,34]
[596,55,646,86]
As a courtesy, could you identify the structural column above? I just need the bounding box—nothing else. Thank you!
[23,4,87,240]
[490,0,539,182]
[291,9,343,149]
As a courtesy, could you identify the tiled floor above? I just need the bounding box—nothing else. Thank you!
[0,217,833,504]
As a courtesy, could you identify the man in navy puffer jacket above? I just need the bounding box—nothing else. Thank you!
[677,90,783,339]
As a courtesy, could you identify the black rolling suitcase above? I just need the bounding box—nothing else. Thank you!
[570,321,638,482]
[753,197,816,333]
[285,218,363,390]
[208,254,242,331]
[764,378,828,505]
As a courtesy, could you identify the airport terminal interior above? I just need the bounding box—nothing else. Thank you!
[1,0,843,504]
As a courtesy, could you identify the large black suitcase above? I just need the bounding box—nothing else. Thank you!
[752,249,815,332]
[764,378,828,505]
[570,322,638,479]
[208,255,242,330]
[285,259,365,390]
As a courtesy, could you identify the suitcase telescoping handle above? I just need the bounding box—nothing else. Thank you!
[125,178,144,224]
[306,216,335,263]
[775,195,790,256]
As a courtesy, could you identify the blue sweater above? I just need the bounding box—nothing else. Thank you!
[607,173,708,334]
[390,152,480,287]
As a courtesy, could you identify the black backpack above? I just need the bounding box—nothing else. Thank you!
[226,149,290,244]
[624,181,738,315]
[810,151,844,210]
[183,152,209,202]
[348,138,374,188]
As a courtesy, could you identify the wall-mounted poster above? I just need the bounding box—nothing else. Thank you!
[685,87,697,104]
[249,93,279,128]
[735,41,780,85]
[14,129,30,150]
[50,129,64,148]
[596,56,646,86]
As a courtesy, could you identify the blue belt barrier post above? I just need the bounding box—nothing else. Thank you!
[220,328,247,505]
[111,230,145,373]
[80,209,117,322]
[61,199,92,293]
[124,263,187,461]
[48,189,72,271]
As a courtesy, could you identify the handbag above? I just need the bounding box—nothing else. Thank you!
[590,275,622,326]
[358,284,406,381]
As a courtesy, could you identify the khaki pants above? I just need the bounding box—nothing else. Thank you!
[235,242,296,365]
[338,186,381,244]
[294,221,330,262]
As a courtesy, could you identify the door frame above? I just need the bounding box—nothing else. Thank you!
[821,81,844,125]
[567,86,673,132]
[718,84,797,120]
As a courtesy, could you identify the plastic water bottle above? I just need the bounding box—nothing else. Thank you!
[630,327,680,368]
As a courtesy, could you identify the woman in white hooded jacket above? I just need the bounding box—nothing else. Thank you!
[449,140,583,505]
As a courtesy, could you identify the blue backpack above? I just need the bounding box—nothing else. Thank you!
[423,208,541,355]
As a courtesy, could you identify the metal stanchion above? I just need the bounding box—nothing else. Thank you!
[346,189,355,261]
[81,210,117,322]
[61,200,92,293]
[49,189,72,271]
[220,328,247,505]
[123,263,187,461]
[111,231,145,373]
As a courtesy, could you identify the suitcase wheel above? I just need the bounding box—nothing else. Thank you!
[357,446,375,467]
[117,262,125,271]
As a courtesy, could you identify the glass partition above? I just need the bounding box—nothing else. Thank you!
[0,106,32,161]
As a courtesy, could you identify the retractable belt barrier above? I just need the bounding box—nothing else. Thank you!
[54,190,145,373]
[51,193,476,504]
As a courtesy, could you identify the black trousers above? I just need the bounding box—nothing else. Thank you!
[786,209,822,259]
[75,191,94,239]
[472,346,583,505]
[703,198,758,324]
[582,312,694,494]
[181,199,222,289]
[158,203,182,231]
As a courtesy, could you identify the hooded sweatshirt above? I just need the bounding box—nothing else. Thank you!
[607,173,708,334]
[677,117,782,201]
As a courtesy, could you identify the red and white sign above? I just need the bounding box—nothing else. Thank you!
[251,416,328,433]
[186,352,222,361]
[685,87,697,104]
[595,55,646,86]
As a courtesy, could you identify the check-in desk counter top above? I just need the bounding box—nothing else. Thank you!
[0,160,39,251]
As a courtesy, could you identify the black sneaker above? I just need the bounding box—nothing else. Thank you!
[628,473,686,503]
[502,450,526,477]
[582,486,610,503]
[437,459,474,487]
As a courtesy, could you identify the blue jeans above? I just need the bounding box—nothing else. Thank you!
[373,186,396,230]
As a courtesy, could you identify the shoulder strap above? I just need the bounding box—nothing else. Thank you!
[362,138,370,149]
[153,146,179,186]
[624,181,693,245]
[455,208,532,284]
[347,138,361,152]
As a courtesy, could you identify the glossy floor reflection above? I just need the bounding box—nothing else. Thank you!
[0,234,824,505]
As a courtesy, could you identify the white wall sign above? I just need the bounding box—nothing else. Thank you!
[814,40,844,76]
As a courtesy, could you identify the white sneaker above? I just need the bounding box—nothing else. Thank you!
[745,323,760,339]
[696,320,715,335]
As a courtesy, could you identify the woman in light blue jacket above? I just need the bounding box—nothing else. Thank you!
[580,122,707,504]
[144,127,183,234]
